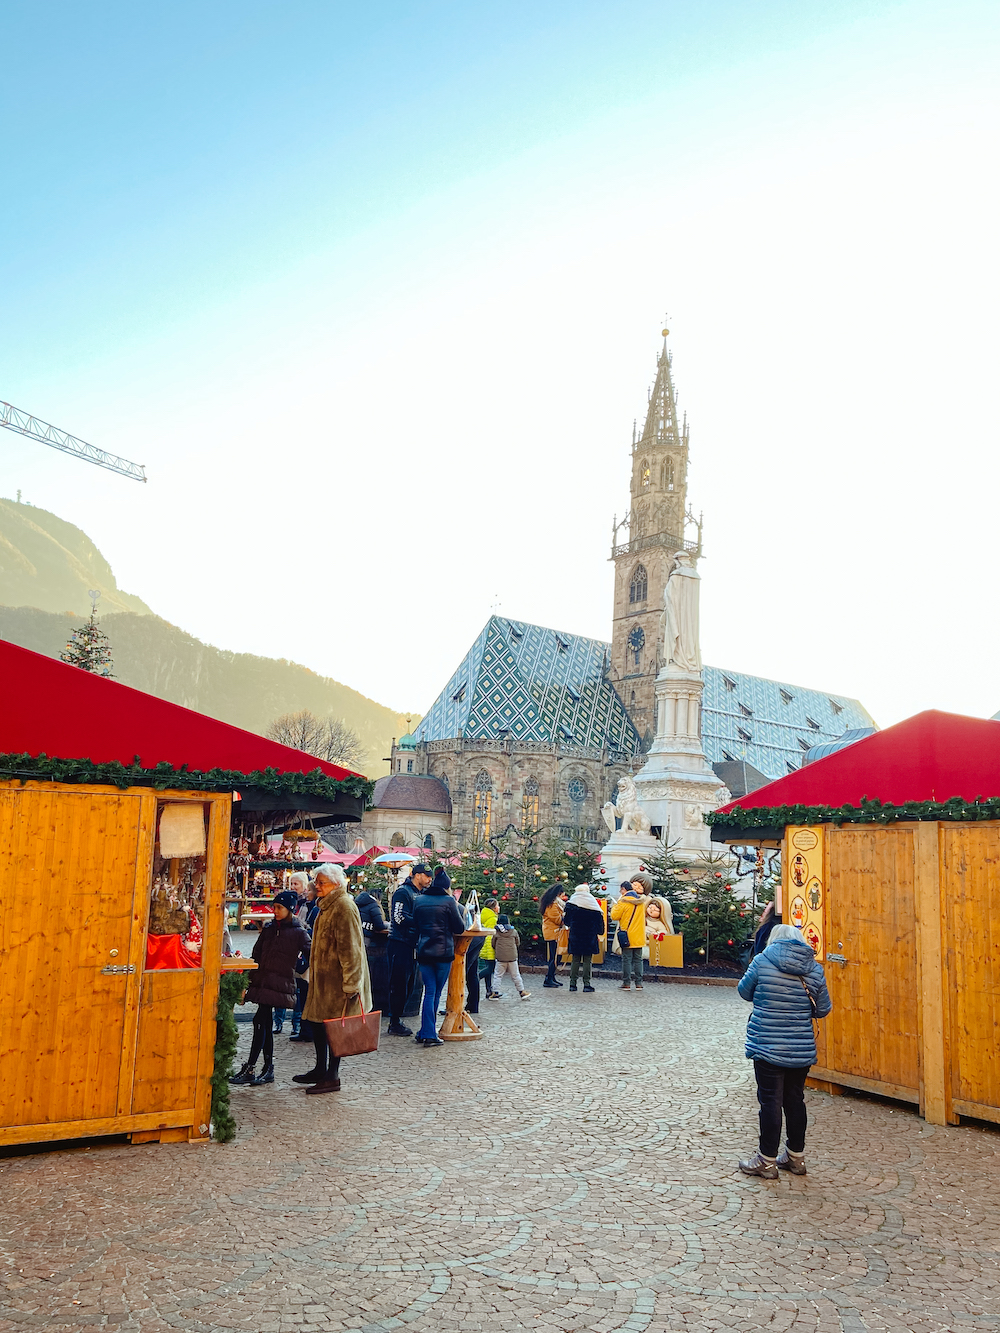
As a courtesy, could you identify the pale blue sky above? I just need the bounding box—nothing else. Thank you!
[2,1,998,726]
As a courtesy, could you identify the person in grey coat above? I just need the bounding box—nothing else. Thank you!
[736,924,832,1179]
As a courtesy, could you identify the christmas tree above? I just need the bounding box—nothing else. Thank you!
[60,594,114,677]
[642,844,760,969]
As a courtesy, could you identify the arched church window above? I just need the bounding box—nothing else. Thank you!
[630,690,636,707]
[423,833,435,849]
[661,457,674,490]
[390,832,405,847]
[629,564,648,604]
[521,777,539,831]
[472,769,492,843]
[640,460,651,488]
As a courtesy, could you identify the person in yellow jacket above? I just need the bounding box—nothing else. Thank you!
[479,898,500,998]
[611,872,651,990]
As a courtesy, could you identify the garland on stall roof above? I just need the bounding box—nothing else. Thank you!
[706,794,1000,831]
[211,971,248,1143]
[0,751,373,804]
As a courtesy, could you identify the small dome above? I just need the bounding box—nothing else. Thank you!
[397,732,418,751]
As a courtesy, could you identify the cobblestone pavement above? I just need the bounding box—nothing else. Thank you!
[1,978,998,1332]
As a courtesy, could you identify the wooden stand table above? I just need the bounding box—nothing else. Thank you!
[439,930,488,1042]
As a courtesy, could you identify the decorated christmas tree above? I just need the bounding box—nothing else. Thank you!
[60,593,114,677]
[642,844,759,969]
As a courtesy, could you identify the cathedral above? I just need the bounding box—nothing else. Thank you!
[371,331,873,852]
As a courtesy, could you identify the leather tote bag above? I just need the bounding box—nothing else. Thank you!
[324,1000,381,1058]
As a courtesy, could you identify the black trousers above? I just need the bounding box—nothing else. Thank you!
[387,938,417,1021]
[754,1059,810,1157]
[248,1005,274,1067]
[312,1024,341,1081]
[545,938,558,982]
[465,935,485,1014]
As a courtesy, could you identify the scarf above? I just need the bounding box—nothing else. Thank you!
[568,886,602,913]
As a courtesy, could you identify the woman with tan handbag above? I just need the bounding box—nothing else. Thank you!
[296,864,372,1095]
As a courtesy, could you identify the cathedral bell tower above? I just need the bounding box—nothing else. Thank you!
[610,329,699,744]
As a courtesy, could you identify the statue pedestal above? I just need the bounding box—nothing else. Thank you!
[597,829,663,888]
[632,667,729,860]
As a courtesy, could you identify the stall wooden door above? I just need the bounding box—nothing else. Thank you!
[0,788,147,1129]
[819,826,920,1097]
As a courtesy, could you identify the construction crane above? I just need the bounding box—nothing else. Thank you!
[1,400,146,482]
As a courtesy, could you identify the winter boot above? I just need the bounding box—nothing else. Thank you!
[250,1063,275,1086]
[738,1152,779,1180]
[776,1149,807,1176]
[228,1062,256,1085]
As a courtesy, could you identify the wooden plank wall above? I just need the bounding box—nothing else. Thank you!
[0,788,144,1128]
[0,781,230,1147]
[941,825,1000,1118]
[819,826,920,1095]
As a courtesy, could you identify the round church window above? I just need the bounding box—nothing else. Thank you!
[567,778,588,803]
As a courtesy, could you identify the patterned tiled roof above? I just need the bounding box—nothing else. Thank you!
[415,617,641,754]
[702,666,875,780]
[417,618,875,781]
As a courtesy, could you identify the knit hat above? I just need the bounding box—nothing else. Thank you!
[431,866,451,890]
[497,913,510,926]
[630,871,653,892]
[273,890,299,910]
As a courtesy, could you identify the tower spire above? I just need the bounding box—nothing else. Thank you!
[639,335,680,448]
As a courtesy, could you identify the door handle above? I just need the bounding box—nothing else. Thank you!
[101,963,136,975]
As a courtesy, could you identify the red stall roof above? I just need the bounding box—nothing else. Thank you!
[717,709,1000,814]
[0,639,361,781]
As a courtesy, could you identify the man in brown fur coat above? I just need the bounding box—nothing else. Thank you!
[296,864,372,1095]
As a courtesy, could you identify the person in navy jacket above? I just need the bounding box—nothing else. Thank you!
[737,924,832,1179]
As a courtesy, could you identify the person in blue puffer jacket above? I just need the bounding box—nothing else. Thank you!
[736,924,832,1179]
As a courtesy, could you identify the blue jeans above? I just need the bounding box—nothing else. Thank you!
[417,961,452,1039]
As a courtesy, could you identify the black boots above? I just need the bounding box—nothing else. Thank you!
[228,1062,255,1085]
[250,1063,274,1086]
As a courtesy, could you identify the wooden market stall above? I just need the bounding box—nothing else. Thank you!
[0,641,369,1149]
[709,710,1000,1128]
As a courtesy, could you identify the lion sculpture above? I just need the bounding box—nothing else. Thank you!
[600,775,652,837]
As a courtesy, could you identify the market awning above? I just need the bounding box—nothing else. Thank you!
[710,709,1000,840]
[0,640,370,824]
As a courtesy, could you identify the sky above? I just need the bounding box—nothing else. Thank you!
[2,0,999,727]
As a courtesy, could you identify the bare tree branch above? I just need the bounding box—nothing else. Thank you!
[266,709,364,768]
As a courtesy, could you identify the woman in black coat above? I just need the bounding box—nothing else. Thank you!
[562,885,605,992]
[230,890,311,1087]
[355,882,390,1015]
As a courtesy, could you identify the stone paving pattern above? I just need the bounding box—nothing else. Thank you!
[1,979,998,1331]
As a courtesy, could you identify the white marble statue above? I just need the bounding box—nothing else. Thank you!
[600,775,653,836]
[660,550,702,673]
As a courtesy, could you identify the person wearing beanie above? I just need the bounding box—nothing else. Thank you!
[386,862,432,1036]
[410,866,466,1045]
[491,914,531,1000]
[230,890,311,1088]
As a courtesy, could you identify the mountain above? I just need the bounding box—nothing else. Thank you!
[0,501,415,777]
[0,498,154,616]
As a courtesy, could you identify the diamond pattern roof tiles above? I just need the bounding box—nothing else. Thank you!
[416,617,640,753]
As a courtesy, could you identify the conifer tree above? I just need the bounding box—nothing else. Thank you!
[642,844,758,968]
[60,596,114,677]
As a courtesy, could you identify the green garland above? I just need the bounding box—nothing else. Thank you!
[706,794,1000,831]
[211,971,248,1143]
[0,751,373,804]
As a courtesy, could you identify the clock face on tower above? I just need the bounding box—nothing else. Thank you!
[628,626,646,653]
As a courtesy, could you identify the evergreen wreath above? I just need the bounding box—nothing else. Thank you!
[706,794,1000,831]
[0,751,373,804]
